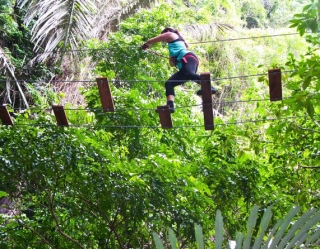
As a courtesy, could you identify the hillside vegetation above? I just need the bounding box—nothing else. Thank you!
[0,0,319,248]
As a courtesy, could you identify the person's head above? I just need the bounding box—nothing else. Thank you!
[161,27,188,48]
[161,28,176,34]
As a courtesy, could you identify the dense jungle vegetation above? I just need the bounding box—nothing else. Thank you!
[0,0,319,248]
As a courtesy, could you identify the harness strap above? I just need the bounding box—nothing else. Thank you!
[181,54,199,65]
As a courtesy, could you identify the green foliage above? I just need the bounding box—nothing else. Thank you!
[0,124,219,248]
[290,0,320,35]
[1,0,320,248]
[0,0,21,42]
[25,83,61,108]
[0,0,59,109]
[241,0,268,28]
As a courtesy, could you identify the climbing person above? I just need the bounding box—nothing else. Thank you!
[141,27,216,113]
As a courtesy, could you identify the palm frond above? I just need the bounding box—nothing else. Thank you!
[215,209,224,249]
[152,232,165,249]
[184,23,235,42]
[268,206,301,248]
[0,48,29,108]
[286,211,320,248]
[152,206,320,249]
[252,206,272,249]
[243,205,259,249]
[17,0,96,63]
[90,0,154,39]
[235,232,244,249]
[277,208,316,248]
[261,219,282,249]
[195,224,204,249]
[168,228,178,249]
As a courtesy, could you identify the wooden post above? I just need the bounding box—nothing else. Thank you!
[268,68,282,101]
[96,77,115,112]
[200,73,214,130]
[52,105,69,126]
[0,105,14,125]
[156,105,173,129]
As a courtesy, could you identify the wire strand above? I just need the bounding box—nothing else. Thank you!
[9,96,294,113]
[0,32,302,55]
[188,32,300,44]
[10,93,320,114]
[8,115,320,129]
[0,70,292,84]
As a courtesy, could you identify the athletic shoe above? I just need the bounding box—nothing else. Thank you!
[196,86,217,96]
[166,100,175,113]
[168,106,175,113]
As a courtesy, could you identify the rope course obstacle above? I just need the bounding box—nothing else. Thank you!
[97,77,115,112]
[52,105,69,126]
[155,105,173,129]
[268,68,282,101]
[0,70,282,129]
[0,105,13,125]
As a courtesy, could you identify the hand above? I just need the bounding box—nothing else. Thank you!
[141,43,150,50]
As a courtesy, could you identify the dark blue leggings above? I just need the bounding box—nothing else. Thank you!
[165,56,200,96]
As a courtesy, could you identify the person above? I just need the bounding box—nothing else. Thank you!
[142,27,216,113]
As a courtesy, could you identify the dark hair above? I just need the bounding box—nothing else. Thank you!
[161,27,188,48]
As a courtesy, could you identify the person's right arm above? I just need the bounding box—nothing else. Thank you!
[142,33,178,50]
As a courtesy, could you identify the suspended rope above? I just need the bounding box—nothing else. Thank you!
[0,32,302,55]
[7,114,320,129]
[7,99,319,125]
[188,32,300,44]
[7,95,300,114]
[0,70,296,84]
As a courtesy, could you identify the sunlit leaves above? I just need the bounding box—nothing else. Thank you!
[290,2,319,35]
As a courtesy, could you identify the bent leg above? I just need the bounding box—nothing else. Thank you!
[183,57,200,84]
[165,71,188,96]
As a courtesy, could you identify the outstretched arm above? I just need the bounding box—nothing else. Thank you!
[142,32,178,50]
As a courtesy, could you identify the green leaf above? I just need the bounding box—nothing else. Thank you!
[195,224,204,249]
[306,98,315,119]
[152,232,165,249]
[261,219,282,249]
[289,22,299,28]
[305,225,320,245]
[168,228,178,249]
[277,208,317,248]
[235,232,244,249]
[243,205,259,249]
[0,191,8,198]
[302,76,312,89]
[215,210,224,249]
[309,19,318,32]
[252,206,273,249]
[268,206,300,248]
[302,4,313,12]
[287,211,320,248]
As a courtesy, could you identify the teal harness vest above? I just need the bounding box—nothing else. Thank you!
[168,38,190,69]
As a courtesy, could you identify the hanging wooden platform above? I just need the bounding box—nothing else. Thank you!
[52,105,69,126]
[268,68,282,101]
[0,105,13,126]
[96,77,115,112]
[200,73,214,130]
[156,105,173,129]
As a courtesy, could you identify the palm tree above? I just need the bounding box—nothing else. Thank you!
[153,206,320,249]
[16,0,154,63]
